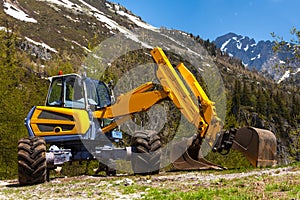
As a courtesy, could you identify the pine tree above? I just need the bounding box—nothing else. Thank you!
[0,25,48,178]
[256,88,267,116]
[231,79,241,116]
[241,82,251,107]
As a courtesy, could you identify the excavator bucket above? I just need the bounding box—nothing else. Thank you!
[232,127,277,167]
[170,127,277,170]
[170,137,224,170]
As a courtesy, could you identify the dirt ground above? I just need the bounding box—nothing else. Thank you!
[0,166,299,199]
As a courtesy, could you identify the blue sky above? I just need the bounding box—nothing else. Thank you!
[110,0,299,42]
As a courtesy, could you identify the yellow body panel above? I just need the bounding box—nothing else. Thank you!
[151,47,207,137]
[176,62,222,145]
[31,106,90,136]
[176,62,215,123]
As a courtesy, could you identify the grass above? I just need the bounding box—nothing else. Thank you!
[143,187,246,200]
[141,163,300,200]
[142,173,300,200]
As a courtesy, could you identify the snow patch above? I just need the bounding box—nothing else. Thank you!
[77,0,105,15]
[25,37,58,53]
[180,31,188,36]
[71,40,91,52]
[279,60,286,64]
[236,41,242,50]
[242,61,248,67]
[290,68,300,76]
[277,70,291,84]
[117,10,158,32]
[64,15,80,23]
[105,2,113,9]
[3,1,37,23]
[159,32,203,58]
[125,33,153,49]
[198,67,204,72]
[40,0,78,10]
[40,0,152,48]
[257,54,261,59]
[251,54,261,61]
[221,39,231,51]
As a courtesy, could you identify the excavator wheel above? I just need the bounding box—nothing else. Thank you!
[131,130,161,175]
[18,137,47,185]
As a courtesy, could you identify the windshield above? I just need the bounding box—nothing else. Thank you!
[47,75,85,109]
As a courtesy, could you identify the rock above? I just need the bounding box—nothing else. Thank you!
[124,178,134,186]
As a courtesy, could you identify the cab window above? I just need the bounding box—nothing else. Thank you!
[64,76,85,109]
[47,78,63,106]
[85,79,111,109]
[97,82,111,108]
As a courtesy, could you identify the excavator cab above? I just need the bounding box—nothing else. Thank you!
[46,74,112,110]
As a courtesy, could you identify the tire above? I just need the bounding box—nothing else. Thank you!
[18,137,47,185]
[131,130,161,175]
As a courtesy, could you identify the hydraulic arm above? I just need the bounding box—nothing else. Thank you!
[95,47,220,143]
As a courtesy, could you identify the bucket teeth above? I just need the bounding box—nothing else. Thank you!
[172,151,224,170]
[170,137,224,170]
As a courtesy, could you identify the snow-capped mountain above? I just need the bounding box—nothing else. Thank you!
[214,33,272,70]
[214,32,299,83]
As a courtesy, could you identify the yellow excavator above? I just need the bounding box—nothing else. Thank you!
[18,47,277,185]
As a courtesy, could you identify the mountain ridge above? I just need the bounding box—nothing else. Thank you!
[213,32,299,83]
